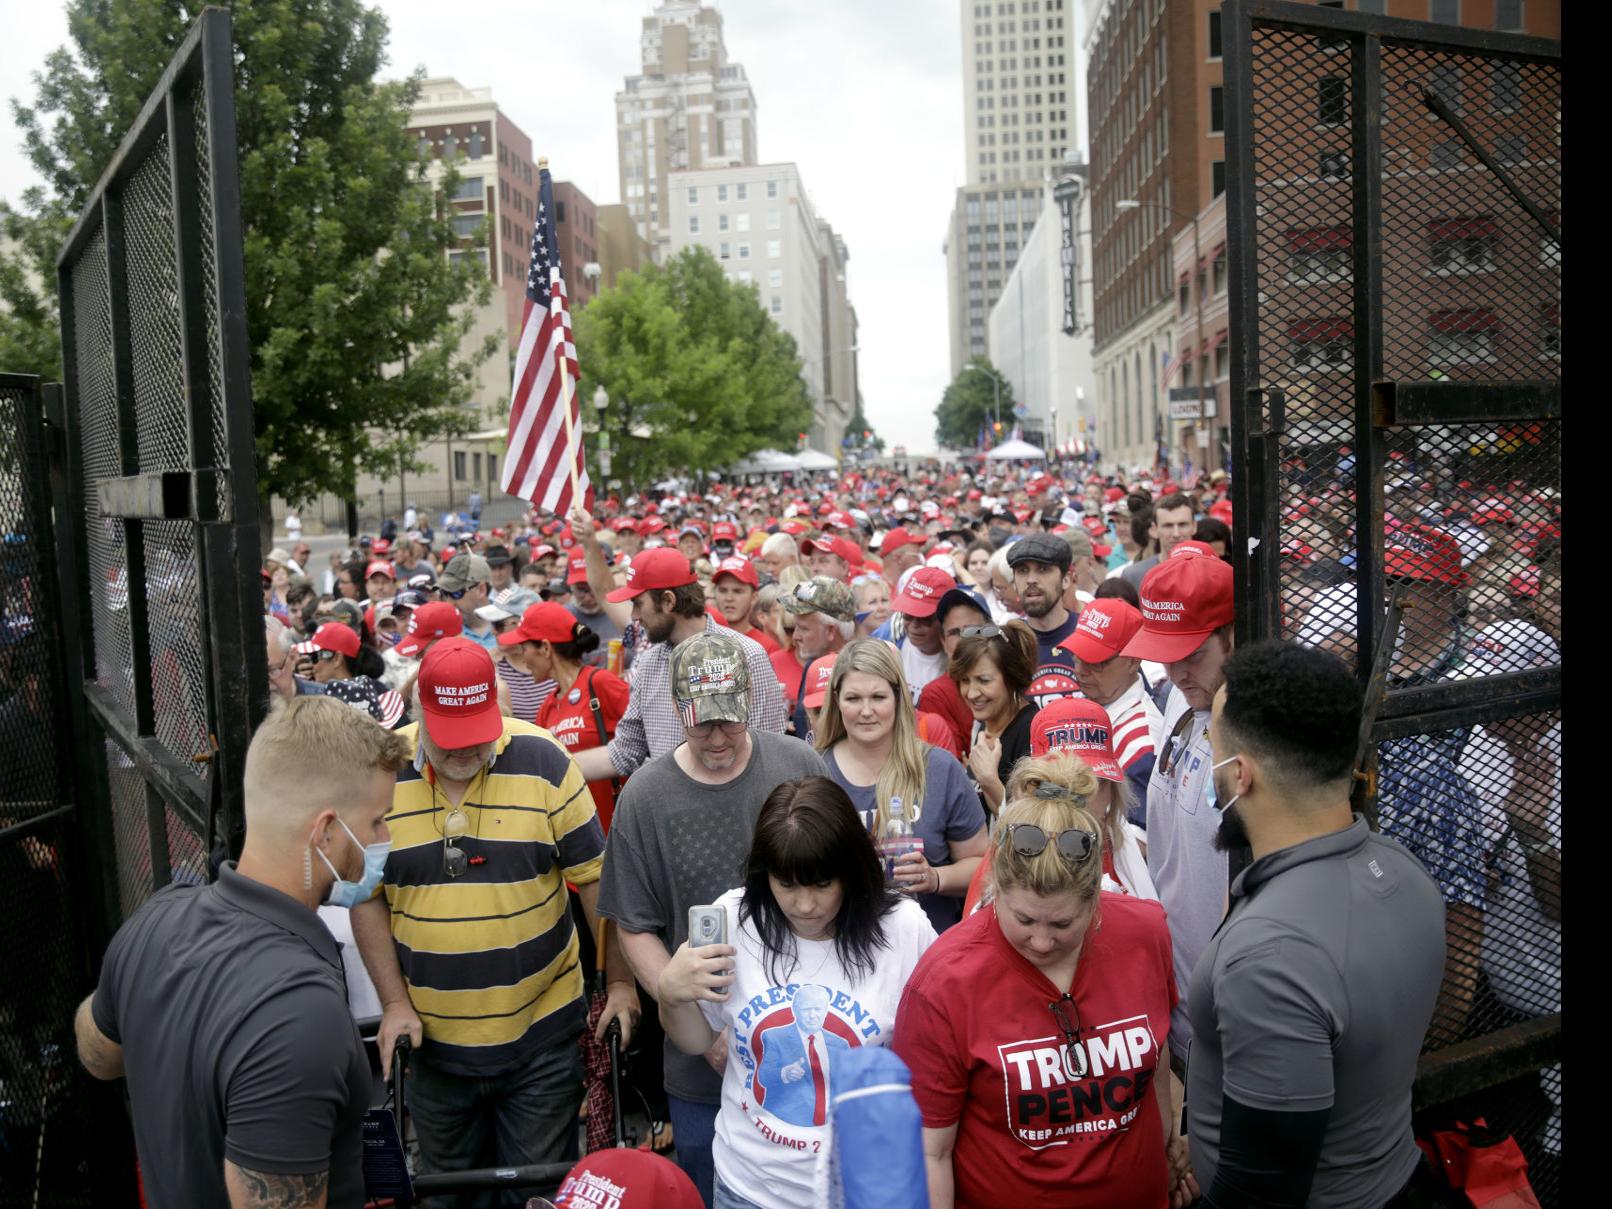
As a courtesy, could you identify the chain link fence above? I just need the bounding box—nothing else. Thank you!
[1226,3,1560,1203]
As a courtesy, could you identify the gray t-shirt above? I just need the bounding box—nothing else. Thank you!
[1186,817,1444,1209]
[597,729,829,1102]
[567,603,622,669]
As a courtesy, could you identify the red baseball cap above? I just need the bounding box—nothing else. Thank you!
[1383,521,1469,586]
[394,601,464,657]
[548,1148,702,1209]
[640,516,668,535]
[1104,486,1126,503]
[371,537,392,555]
[294,622,361,660]
[892,566,956,618]
[802,535,860,565]
[1168,540,1217,560]
[1027,473,1055,496]
[1209,499,1234,524]
[532,543,559,560]
[566,549,592,585]
[712,521,739,541]
[1123,548,1235,662]
[1059,597,1144,664]
[1469,498,1515,526]
[780,518,810,537]
[606,547,696,602]
[610,517,640,534]
[824,510,858,531]
[417,638,503,748]
[498,601,582,646]
[1029,697,1125,782]
[880,527,926,556]
[802,652,839,709]
[713,555,759,588]
[365,560,395,580]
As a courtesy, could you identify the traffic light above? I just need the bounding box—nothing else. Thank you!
[993,421,1003,434]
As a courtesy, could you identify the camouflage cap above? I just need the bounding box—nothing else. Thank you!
[670,631,751,727]
[438,553,492,593]
[779,576,856,623]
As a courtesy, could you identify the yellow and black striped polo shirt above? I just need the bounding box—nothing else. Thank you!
[381,717,604,1074]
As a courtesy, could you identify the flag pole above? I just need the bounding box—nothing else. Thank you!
[539,156,583,505]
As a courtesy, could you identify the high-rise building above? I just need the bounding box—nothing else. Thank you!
[665,163,858,455]
[551,182,601,309]
[946,0,1081,379]
[616,0,758,263]
[596,204,654,289]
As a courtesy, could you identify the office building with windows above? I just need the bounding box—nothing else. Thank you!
[946,0,1081,380]
[616,0,759,262]
[666,163,859,454]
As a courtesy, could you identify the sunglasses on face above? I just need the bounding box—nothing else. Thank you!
[1003,823,1097,863]
[315,649,340,663]
[959,623,1005,640]
[688,719,747,738]
[438,587,469,601]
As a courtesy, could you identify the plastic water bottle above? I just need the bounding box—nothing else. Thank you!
[879,796,925,885]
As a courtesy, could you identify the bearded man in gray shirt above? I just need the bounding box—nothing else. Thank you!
[597,630,826,1208]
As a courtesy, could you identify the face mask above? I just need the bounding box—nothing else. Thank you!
[313,817,390,909]
[1207,754,1242,814]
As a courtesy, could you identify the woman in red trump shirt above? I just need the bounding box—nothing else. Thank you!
[498,602,629,831]
[892,754,1195,1209]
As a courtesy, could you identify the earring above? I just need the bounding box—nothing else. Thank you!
[303,846,312,891]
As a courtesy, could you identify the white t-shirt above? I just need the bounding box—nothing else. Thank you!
[899,640,948,703]
[699,887,937,1209]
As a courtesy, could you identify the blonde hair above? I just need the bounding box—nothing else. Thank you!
[243,696,410,836]
[990,774,1104,901]
[778,563,812,591]
[1007,752,1131,869]
[813,639,928,837]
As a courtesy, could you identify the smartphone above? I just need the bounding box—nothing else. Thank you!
[687,904,728,948]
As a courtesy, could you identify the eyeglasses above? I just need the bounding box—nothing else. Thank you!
[1003,823,1097,864]
[958,624,1005,640]
[1048,994,1089,1078]
[315,649,340,663]
[438,587,469,601]
[442,807,469,878]
[688,718,747,738]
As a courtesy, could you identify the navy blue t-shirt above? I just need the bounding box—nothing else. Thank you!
[1027,611,1082,710]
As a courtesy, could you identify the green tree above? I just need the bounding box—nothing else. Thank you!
[844,399,885,455]
[2,0,496,506]
[574,246,814,490]
[934,356,1014,449]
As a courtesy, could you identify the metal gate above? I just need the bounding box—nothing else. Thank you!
[1224,1,1561,1201]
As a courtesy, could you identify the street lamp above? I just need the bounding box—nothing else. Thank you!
[592,384,612,479]
[581,261,602,298]
[1116,197,1209,472]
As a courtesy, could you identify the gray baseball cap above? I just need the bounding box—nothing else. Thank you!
[438,553,492,593]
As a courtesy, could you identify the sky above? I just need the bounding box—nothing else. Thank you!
[2,1,1088,456]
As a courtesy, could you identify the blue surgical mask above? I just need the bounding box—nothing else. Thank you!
[314,817,390,909]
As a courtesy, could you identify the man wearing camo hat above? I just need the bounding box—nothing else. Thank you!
[597,631,826,1205]
[778,576,857,739]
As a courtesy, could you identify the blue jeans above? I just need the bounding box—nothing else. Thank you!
[408,1038,584,1208]
[714,1172,769,1209]
[667,1093,719,1209]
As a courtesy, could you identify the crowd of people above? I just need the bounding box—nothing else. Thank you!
[76,453,1560,1208]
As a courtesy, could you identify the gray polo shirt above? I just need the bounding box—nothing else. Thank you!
[92,862,371,1208]
[1186,817,1444,1209]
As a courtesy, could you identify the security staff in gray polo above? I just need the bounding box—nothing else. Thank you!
[1188,640,1446,1209]
[73,696,409,1209]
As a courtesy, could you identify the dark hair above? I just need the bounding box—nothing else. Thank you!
[739,777,899,986]
[285,581,318,610]
[548,623,601,663]
[1155,492,1193,516]
[949,618,1037,699]
[664,576,708,619]
[1129,507,1154,551]
[1194,517,1232,549]
[1094,576,1140,608]
[965,539,996,563]
[1126,488,1153,511]
[1220,640,1361,787]
[338,559,366,587]
[354,642,387,681]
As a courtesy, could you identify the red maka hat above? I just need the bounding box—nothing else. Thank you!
[713,555,759,588]
[1383,521,1469,586]
[498,602,582,646]
[394,601,463,658]
[802,652,838,709]
[893,566,955,618]
[605,547,696,602]
[550,1149,703,1209]
[365,560,395,580]
[880,527,926,556]
[1059,597,1143,664]
[567,549,592,585]
[1029,697,1125,782]
[417,638,503,748]
[1123,546,1235,662]
[294,622,361,660]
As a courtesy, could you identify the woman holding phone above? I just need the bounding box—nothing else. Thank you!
[657,777,937,1209]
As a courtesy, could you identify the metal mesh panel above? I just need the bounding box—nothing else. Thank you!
[1380,47,1561,385]
[70,227,136,717]
[124,134,189,476]
[1247,27,1361,664]
[193,80,231,522]
[144,519,212,783]
[104,741,152,918]
[164,804,210,888]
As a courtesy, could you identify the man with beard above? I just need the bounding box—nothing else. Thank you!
[1120,543,1235,1061]
[570,549,787,783]
[1004,534,1082,709]
[597,632,827,1204]
[1189,640,1443,1209]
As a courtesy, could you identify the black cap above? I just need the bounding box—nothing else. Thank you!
[484,544,514,566]
[1004,532,1072,572]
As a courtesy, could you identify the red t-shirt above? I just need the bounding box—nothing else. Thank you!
[893,895,1176,1209]
[736,623,781,655]
[536,666,629,833]
[770,648,804,705]
[917,711,964,762]
[919,675,975,758]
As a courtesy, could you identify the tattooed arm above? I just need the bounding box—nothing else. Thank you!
[225,1161,328,1209]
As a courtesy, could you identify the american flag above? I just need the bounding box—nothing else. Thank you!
[500,164,592,511]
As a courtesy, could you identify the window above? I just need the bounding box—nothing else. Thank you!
[1429,310,1498,365]
[468,129,484,158]
[689,186,699,204]
[768,268,783,287]
[736,212,750,232]
[770,296,782,314]
[1317,76,1347,126]
[1287,226,1351,282]
[450,214,485,237]
[1212,248,1227,293]
[417,134,432,158]
[1208,4,1222,56]
[1288,318,1353,371]
[1430,0,1459,21]
[1356,0,1385,10]
[453,451,467,480]
[689,215,700,233]
[451,176,484,201]
[1492,61,1523,112]
[1495,0,1523,29]
[1178,278,1190,314]
[720,242,731,260]
[767,239,782,259]
[738,243,750,258]
[1211,160,1226,197]
[555,201,566,223]
[718,184,728,201]
[1214,342,1230,379]
[1210,85,1224,133]
[767,178,778,199]
[443,131,457,157]
[736,183,748,200]
[717,214,728,232]
[736,270,753,284]
[767,210,781,229]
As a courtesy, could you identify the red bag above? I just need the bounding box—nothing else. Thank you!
[1416,1118,1542,1209]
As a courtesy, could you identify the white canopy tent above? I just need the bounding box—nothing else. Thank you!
[794,448,839,471]
[727,448,804,475]
[982,438,1047,462]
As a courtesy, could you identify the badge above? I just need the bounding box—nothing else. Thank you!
[568,688,581,705]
